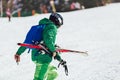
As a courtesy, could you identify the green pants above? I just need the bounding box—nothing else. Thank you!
[45,65,58,80]
[34,63,58,80]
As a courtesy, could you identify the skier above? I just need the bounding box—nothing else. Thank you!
[14,13,67,80]
[6,8,11,22]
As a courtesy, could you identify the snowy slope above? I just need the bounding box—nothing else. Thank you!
[0,3,120,80]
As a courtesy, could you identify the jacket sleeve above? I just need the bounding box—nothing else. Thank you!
[54,52,62,61]
[16,46,27,55]
[43,26,62,61]
[43,28,56,52]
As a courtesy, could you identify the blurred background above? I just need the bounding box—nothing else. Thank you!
[0,0,120,17]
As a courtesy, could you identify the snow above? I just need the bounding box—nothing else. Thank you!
[0,3,120,80]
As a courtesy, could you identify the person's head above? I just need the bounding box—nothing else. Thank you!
[49,13,63,28]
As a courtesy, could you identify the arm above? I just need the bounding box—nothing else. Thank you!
[16,46,27,55]
[14,46,27,64]
[43,27,62,61]
[43,28,56,52]
[54,52,62,61]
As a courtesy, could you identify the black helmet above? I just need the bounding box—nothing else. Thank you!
[49,13,63,27]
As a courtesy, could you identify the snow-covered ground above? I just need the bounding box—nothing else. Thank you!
[0,3,120,80]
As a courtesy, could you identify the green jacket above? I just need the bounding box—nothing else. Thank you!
[16,18,62,63]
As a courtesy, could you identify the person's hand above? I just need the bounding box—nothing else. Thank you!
[14,54,20,64]
[58,60,66,67]
[52,51,57,59]
[58,60,68,76]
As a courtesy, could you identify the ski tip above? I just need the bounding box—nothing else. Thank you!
[79,51,88,56]
[83,52,88,56]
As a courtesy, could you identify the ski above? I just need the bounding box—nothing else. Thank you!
[17,43,51,54]
[17,43,88,55]
[57,49,88,55]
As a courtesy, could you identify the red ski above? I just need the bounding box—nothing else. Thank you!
[17,43,88,55]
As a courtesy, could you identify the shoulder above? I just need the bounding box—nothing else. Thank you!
[43,24,57,35]
[45,23,57,30]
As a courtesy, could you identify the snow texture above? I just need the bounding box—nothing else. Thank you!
[0,3,120,80]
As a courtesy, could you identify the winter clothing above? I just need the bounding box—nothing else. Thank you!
[34,64,58,80]
[45,65,58,80]
[15,18,62,80]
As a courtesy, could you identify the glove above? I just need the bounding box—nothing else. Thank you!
[58,60,68,76]
[14,54,20,64]
[58,60,66,67]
